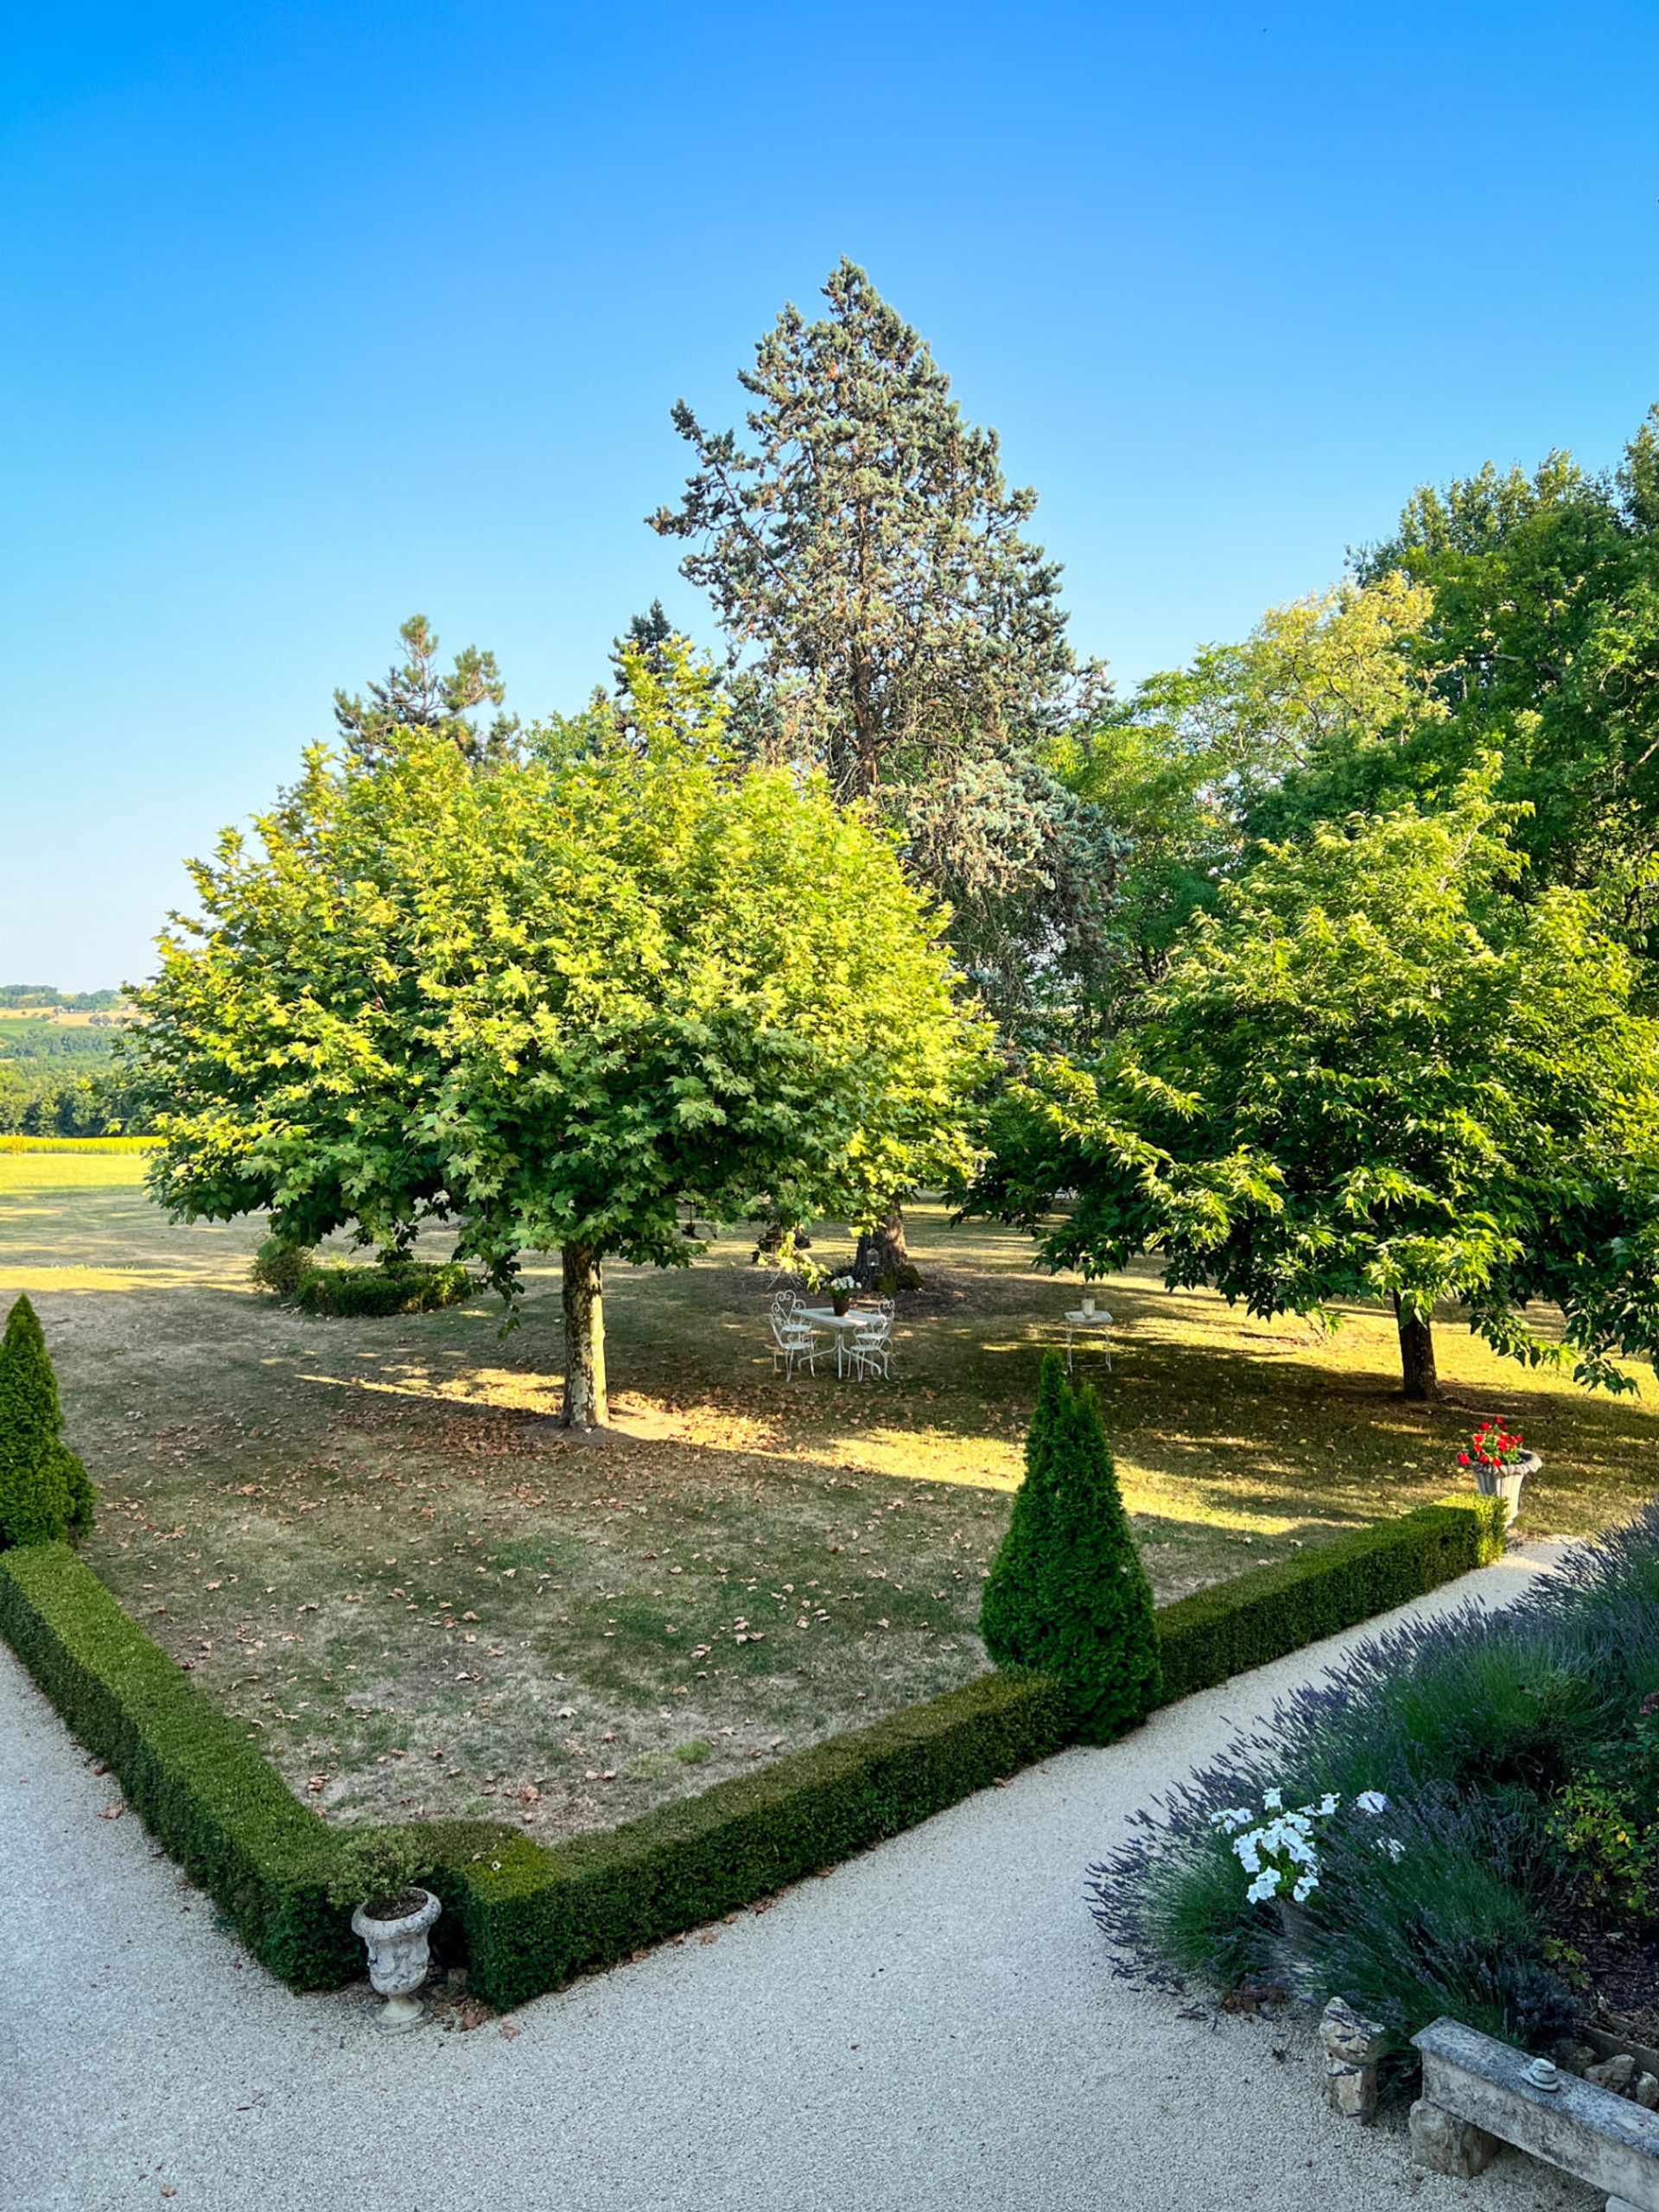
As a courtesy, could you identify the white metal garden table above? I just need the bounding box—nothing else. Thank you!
[798,1306,887,1377]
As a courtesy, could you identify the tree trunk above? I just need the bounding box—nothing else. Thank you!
[1393,1294,1438,1402]
[561,1242,608,1428]
[855,1197,921,1292]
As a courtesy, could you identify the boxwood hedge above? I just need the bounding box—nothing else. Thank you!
[1153,1494,1506,1705]
[0,1493,1503,2005]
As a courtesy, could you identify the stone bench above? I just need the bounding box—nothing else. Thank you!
[1410,2017,1659,2212]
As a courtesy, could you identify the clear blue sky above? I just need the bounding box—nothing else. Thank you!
[4,1,1657,989]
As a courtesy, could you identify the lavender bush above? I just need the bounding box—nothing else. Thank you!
[1090,1503,1659,2052]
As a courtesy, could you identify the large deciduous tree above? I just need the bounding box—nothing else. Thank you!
[1250,409,1659,948]
[974,779,1659,1402]
[1054,570,1446,1034]
[130,649,990,1427]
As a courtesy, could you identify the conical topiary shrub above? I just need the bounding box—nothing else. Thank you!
[980,1350,1161,1744]
[0,1294,96,1548]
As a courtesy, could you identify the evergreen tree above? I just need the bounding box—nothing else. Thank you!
[609,600,677,689]
[981,1351,1161,1742]
[0,1294,95,1546]
[650,259,1121,1035]
[334,613,518,766]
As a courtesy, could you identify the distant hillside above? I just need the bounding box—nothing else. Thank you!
[0,984,125,1012]
[0,990,146,1135]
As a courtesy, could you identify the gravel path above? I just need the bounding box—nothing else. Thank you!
[5,1540,1601,2212]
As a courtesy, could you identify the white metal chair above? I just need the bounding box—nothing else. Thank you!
[769,1292,823,1378]
[847,1303,894,1381]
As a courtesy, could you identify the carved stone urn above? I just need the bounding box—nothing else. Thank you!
[352,1888,442,2031]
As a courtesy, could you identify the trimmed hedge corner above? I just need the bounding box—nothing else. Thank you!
[422,1666,1072,2008]
[0,1543,357,1990]
[0,1539,1067,2005]
[1152,1493,1507,1706]
[0,1491,1507,2009]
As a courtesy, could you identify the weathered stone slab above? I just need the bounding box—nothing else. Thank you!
[1411,2018,1659,2211]
[1322,1997,1389,2121]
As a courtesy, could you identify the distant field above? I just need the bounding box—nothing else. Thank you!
[0,1011,125,1034]
[0,1135,157,1156]
[0,1019,124,1057]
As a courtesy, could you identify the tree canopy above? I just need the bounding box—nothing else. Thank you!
[1251,410,1659,947]
[130,648,991,1424]
[650,257,1120,1035]
[975,779,1659,1399]
[334,613,518,766]
[1055,571,1446,1033]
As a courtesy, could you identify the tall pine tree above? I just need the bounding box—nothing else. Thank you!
[650,259,1121,1044]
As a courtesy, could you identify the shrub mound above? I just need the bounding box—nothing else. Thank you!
[982,1351,1162,1740]
[1091,1503,1659,2064]
[0,1294,95,1547]
[251,1239,474,1318]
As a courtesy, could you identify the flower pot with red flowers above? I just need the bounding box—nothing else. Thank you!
[1456,1419,1539,1530]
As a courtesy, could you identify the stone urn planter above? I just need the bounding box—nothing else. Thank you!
[352,1888,442,2031]
[1471,1449,1539,1530]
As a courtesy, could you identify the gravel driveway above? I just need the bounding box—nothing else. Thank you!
[4,1541,1599,2212]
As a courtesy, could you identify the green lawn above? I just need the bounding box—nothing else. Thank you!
[3,1150,1656,1845]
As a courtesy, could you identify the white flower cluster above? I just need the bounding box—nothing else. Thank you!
[1209,1784,1393,1906]
[830,1274,856,1294]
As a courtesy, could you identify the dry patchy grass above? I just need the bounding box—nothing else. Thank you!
[3,1152,1656,1843]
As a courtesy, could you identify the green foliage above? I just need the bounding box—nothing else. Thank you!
[0,1294,94,1547]
[978,778,1659,1395]
[981,1353,1161,1742]
[249,1237,469,1314]
[249,1237,315,1298]
[333,613,518,766]
[0,1542,356,1989]
[1153,1497,1506,1704]
[1257,410,1659,957]
[1055,572,1444,1032]
[326,1827,429,1918]
[1550,1693,1659,1926]
[297,1257,474,1317]
[130,660,989,1415]
[650,258,1120,1031]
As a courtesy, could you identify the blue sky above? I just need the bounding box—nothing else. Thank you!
[4,0,1657,988]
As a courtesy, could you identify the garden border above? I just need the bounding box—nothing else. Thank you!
[0,1494,1503,2008]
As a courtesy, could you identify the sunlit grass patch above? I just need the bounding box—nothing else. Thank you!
[3,1166,1657,1844]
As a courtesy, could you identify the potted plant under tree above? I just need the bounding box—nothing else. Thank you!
[830,1274,856,1317]
[1457,1418,1539,1530]
[330,1830,442,2031]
